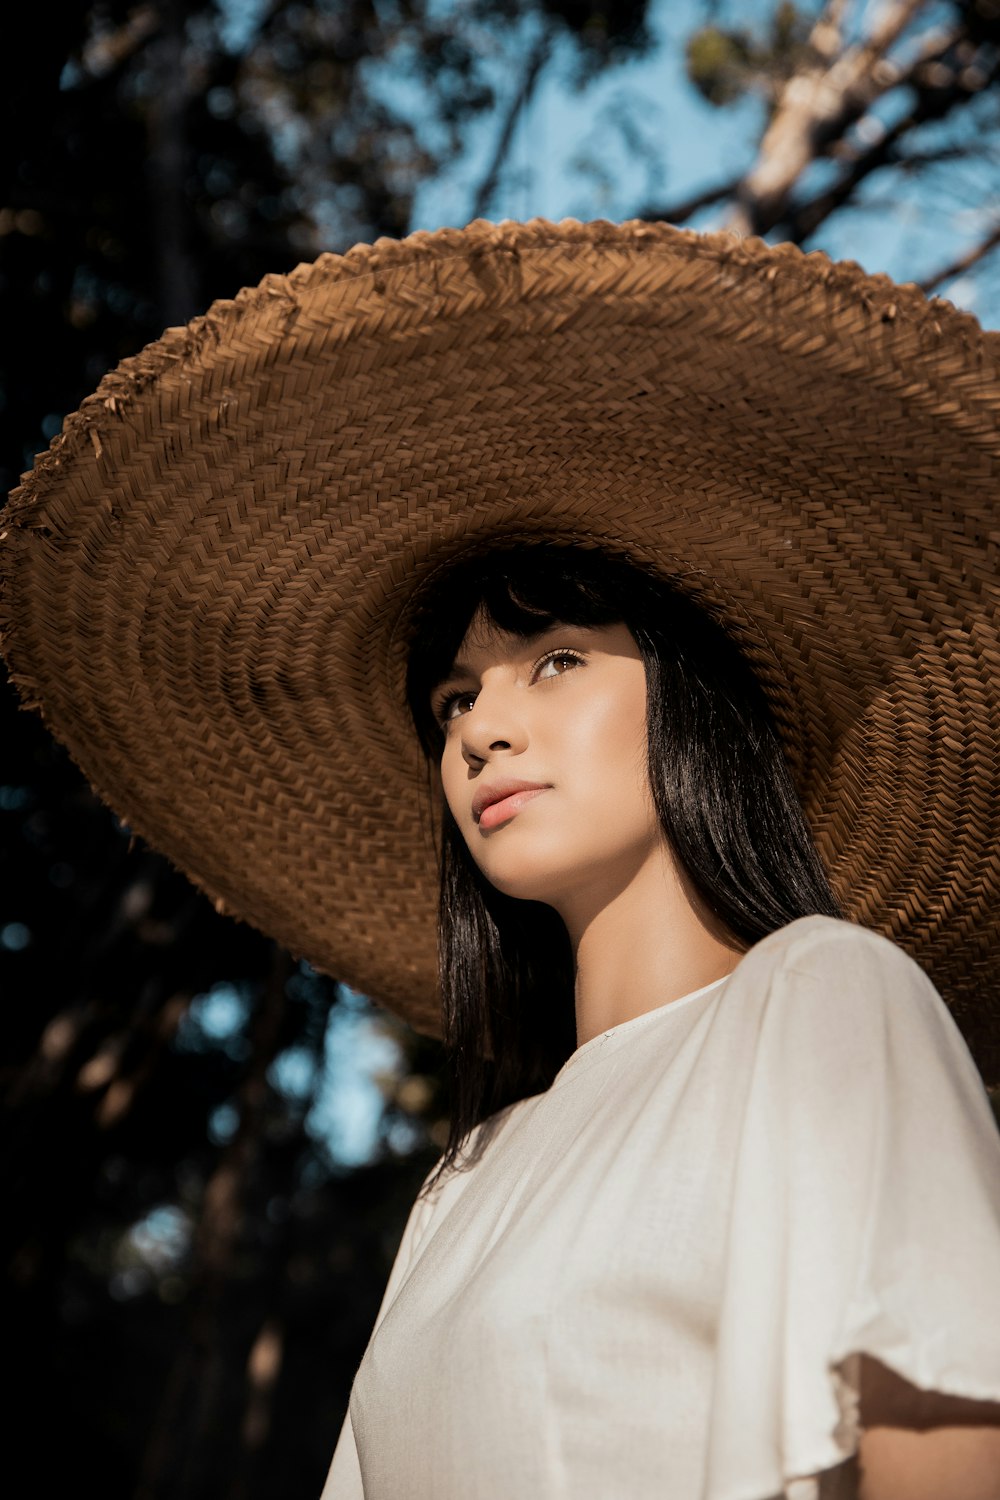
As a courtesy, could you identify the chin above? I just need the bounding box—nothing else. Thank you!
[476,862,555,904]
[470,840,568,905]
[474,841,604,909]
[469,826,661,910]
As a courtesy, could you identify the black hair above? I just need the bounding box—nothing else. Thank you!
[406,543,842,1187]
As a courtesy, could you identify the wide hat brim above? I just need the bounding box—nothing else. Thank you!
[2,218,998,1077]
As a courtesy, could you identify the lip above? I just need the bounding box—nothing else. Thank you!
[472,779,551,826]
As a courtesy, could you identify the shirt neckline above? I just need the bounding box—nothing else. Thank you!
[549,972,730,1090]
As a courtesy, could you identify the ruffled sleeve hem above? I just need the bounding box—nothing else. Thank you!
[706,1305,1000,1500]
[701,918,1000,1500]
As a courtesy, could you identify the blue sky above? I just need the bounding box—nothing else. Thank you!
[212,0,999,319]
[407,0,998,322]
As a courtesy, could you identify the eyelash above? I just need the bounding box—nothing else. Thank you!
[434,648,586,727]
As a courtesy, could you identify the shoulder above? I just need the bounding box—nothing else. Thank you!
[736,919,997,1134]
[732,914,957,1063]
[743,914,932,1005]
[723,920,956,1146]
[748,913,919,974]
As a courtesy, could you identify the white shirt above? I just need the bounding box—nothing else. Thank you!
[321,916,1000,1500]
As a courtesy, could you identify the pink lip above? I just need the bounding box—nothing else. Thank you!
[472,779,551,828]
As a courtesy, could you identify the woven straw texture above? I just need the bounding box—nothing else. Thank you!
[1,218,998,1077]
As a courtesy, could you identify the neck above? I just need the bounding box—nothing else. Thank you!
[553,844,741,1049]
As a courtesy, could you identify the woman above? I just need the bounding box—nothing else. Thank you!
[322,541,1000,1500]
[2,219,999,1497]
[403,541,844,1170]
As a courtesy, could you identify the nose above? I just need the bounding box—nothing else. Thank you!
[459,683,528,768]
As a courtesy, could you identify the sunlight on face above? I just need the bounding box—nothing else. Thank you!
[431,612,661,910]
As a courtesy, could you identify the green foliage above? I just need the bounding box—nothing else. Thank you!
[685,24,755,106]
[685,3,812,109]
[537,0,652,78]
[772,0,804,54]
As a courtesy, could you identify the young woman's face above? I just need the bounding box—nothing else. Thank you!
[431,611,663,907]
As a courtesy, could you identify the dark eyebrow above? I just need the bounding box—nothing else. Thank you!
[440,656,472,684]
[426,659,471,702]
[430,628,561,698]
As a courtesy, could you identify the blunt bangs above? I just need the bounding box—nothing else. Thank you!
[406,544,649,757]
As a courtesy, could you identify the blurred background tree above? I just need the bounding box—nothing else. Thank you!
[2,2,998,1496]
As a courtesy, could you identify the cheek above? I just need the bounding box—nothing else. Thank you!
[574,678,651,809]
[439,741,464,822]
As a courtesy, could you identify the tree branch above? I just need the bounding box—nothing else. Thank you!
[726,0,933,236]
[470,30,551,221]
[641,19,967,238]
[811,0,852,65]
[919,221,1000,293]
[636,173,743,226]
[145,0,201,324]
[781,33,996,244]
[77,3,160,80]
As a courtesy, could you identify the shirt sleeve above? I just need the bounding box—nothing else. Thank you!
[703,918,1000,1500]
[319,1159,445,1499]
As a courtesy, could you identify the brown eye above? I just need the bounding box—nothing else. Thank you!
[437,691,477,724]
[534,650,585,681]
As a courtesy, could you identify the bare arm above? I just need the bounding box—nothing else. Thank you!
[857,1355,1000,1500]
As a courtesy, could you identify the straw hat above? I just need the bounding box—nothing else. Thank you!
[1,218,998,1078]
